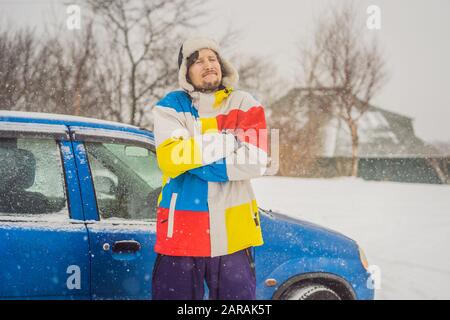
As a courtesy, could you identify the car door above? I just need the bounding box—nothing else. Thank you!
[70,126,161,299]
[0,122,90,299]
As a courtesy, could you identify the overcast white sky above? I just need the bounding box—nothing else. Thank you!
[1,0,449,143]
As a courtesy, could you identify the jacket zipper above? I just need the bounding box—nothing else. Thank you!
[250,202,260,227]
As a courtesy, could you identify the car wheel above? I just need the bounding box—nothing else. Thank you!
[281,283,342,300]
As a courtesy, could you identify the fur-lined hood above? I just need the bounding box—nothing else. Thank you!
[177,37,239,93]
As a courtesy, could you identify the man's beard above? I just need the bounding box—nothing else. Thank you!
[196,79,221,93]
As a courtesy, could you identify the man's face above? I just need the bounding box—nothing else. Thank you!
[188,48,222,92]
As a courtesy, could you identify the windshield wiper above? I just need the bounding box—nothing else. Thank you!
[258,207,274,216]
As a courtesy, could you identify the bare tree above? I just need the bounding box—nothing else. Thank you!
[235,56,287,106]
[216,27,288,107]
[43,20,100,116]
[0,19,103,117]
[268,89,331,177]
[300,3,388,176]
[84,0,205,127]
[0,28,34,109]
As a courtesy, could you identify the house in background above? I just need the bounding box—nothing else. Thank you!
[269,88,449,184]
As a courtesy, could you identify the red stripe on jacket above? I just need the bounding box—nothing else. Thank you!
[216,106,267,152]
[154,208,211,256]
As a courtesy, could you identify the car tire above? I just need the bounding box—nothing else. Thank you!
[281,283,342,300]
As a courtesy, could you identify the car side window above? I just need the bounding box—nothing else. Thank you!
[0,138,68,218]
[84,142,161,222]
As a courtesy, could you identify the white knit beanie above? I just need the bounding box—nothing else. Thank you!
[177,37,239,92]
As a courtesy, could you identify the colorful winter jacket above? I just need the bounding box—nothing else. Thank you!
[152,88,268,257]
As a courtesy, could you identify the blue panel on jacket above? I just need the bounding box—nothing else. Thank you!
[189,159,229,182]
[158,172,209,212]
[156,91,199,119]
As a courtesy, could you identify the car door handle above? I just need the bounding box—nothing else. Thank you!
[112,240,141,254]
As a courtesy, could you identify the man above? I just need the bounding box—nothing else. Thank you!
[151,37,268,300]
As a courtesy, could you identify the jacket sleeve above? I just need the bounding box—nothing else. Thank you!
[188,93,268,182]
[152,103,238,179]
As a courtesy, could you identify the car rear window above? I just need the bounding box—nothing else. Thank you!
[0,138,68,219]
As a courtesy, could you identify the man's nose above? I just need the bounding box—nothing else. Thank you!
[203,60,213,69]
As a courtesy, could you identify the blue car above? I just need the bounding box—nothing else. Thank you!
[0,111,374,300]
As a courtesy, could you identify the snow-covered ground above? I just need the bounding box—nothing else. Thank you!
[252,176,450,300]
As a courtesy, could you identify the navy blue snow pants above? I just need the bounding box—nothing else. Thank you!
[152,248,256,300]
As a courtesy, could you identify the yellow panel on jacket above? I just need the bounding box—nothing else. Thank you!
[225,199,263,253]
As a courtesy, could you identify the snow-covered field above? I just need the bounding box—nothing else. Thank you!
[252,176,450,300]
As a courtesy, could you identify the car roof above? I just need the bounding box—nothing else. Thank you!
[0,110,153,138]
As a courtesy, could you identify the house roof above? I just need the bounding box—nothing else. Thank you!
[271,88,444,158]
